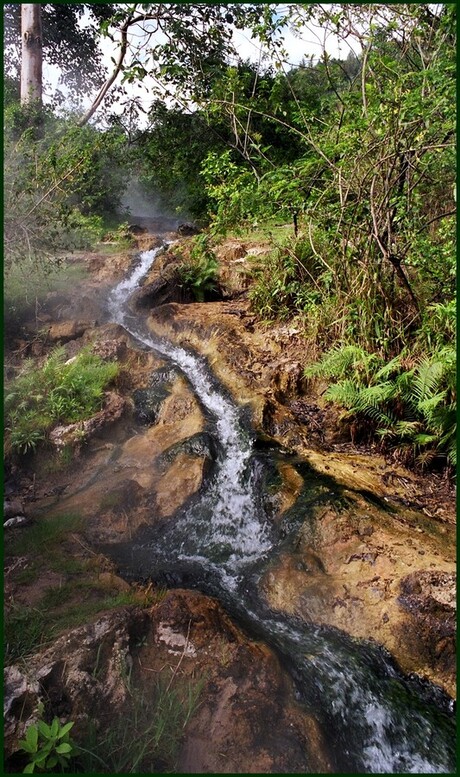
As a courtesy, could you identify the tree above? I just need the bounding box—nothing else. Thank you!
[20,4,42,106]
[77,3,272,126]
[4,3,116,108]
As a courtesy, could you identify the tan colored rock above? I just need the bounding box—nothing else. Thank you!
[260,495,456,697]
[98,571,132,592]
[35,372,208,545]
[47,320,97,342]
[154,453,208,518]
[276,461,304,515]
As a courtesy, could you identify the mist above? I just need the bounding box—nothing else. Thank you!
[118,179,183,231]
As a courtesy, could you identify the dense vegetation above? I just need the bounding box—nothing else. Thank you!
[3,3,456,471]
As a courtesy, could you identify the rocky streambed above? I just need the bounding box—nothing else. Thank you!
[4,231,456,773]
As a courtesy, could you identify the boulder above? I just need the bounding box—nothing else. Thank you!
[4,592,333,774]
[177,222,200,236]
[127,224,148,235]
[49,392,127,453]
[4,498,25,520]
[47,320,98,343]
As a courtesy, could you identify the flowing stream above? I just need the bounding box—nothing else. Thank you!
[107,246,456,774]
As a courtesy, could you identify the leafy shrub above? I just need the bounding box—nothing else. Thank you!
[101,222,137,247]
[306,345,456,468]
[177,234,219,301]
[249,237,330,322]
[4,347,119,456]
[4,111,129,275]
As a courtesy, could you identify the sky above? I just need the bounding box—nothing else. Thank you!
[43,4,361,125]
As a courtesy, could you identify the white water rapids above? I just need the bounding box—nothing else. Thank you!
[109,246,273,589]
[107,246,455,774]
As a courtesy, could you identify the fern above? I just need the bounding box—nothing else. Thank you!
[373,353,405,382]
[307,344,456,469]
[305,345,380,381]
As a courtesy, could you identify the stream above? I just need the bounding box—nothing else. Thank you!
[107,245,456,774]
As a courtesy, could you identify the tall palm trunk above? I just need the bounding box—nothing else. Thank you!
[21,4,42,106]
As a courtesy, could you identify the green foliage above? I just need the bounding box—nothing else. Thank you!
[4,590,152,665]
[177,234,219,302]
[201,150,261,235]
[306,345,456,468]
[4,111,129,275]
[77,675,204,773]
[417,299,457,351]
[5,347,119,457]
[17,708,76,773]
[135,102,226,220]
[304,345,382,383]
[191,6,456,354]
[4,605,47,664]
[249,235,333,321]
[101,222,136,248]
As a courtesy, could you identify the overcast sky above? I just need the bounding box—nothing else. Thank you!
[43,5,361,124]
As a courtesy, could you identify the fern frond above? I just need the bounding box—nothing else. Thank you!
[415,448,438,469]
[412,358,445,404]
[417,392,448,425]
[373,354,404,382]
[447,444,456,466]
[324,379,361,407]
[304,345,377,381]
[393,420,423,439]
[412,432,439,447]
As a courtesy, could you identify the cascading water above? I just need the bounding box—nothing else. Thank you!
[107,246,456,774]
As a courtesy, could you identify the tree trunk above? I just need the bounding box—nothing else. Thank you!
[21,4,42,106]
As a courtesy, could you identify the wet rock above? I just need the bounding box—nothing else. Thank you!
[260,494,456,698]
[133,386,168,424]
[134,268,191,308]
[4,593,332,773]
[397,571,456,680]
[36,373,208,543]
[160,431,217,467]
[132,366,180,424]
[154,453,210,518]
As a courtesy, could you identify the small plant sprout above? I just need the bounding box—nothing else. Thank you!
[17,708,76,773]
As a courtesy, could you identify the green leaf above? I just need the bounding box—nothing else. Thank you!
[57,721,74,738]
[25,725,38,752]
[37,720,51,738]
[32,754,48,767]
[55,742,73,754]
[23,763,35,774]
[18,740,36,755]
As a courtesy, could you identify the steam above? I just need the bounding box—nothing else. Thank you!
[118,178,181,229]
